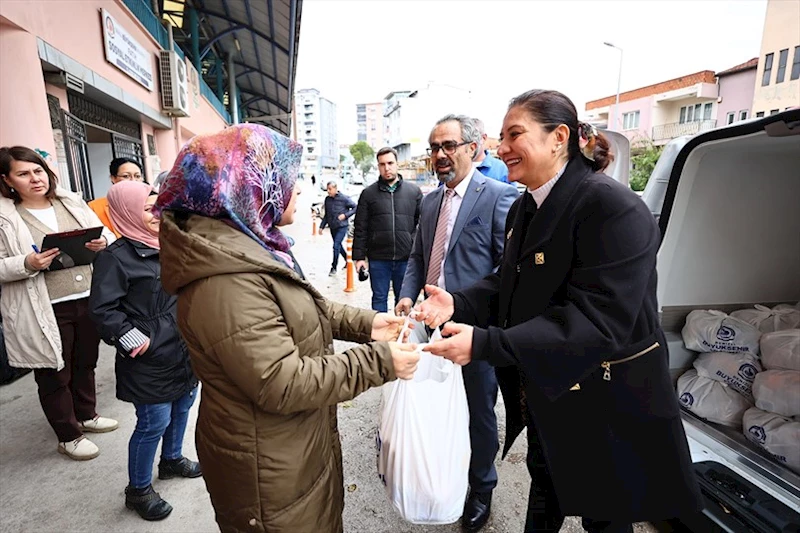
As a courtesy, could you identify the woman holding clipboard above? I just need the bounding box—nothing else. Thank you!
[0,146,118,461]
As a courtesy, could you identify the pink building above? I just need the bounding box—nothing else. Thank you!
[716,59,758,126]
[585,71,719,147]
[1,0,299,199]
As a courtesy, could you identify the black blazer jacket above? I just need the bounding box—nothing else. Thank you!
[452,157,702,522]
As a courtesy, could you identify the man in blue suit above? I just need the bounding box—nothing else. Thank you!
[396,114,518,532]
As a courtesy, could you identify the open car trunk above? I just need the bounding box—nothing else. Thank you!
[656,109,800,530]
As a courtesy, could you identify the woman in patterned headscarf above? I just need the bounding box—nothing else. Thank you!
[155,124,419,533]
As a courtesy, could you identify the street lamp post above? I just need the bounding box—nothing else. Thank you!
[604,42,623,131]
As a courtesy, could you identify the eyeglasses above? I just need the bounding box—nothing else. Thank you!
[426,141,469,157]
[116,173,144,181]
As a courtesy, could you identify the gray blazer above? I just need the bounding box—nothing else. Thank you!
[399,170,518,303]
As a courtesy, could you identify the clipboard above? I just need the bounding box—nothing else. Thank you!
[41,226,104,271]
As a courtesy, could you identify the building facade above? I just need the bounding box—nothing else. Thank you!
[752,0,800,116]
[365,102,384,149]
[716,59,757,126]
[295,88,338,179]
[356,104,367,142]
[0,0,298,200]
[584,71,719,147]
[383,83,474,161]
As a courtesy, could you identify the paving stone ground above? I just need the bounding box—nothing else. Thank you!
[0,179,656,533]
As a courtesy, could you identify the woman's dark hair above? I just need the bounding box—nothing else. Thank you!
[0,146,59,202]
[109,157,141,176]
[508,90,614,172]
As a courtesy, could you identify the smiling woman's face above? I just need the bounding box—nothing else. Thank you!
[143,195,160,234]
[497,105,558,188]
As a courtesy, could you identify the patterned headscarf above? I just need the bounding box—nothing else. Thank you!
[154,124,302,260]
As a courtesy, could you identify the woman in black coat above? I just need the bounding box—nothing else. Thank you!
[418,90,702,533]
[89,181,199,522]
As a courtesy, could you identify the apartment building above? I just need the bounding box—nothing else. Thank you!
[716,59,758,126]
[752,0,800,116]
[585,71,719,146]
[383,83,473,161]
[295,88,338,179]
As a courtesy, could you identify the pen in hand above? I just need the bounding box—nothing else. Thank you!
[31,244,41,253]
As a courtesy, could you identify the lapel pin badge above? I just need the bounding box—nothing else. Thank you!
[570,383,581,391]
[535,252,545,265]
[507,228,513,240]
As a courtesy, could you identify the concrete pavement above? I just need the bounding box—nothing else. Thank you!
[0,178,656,533]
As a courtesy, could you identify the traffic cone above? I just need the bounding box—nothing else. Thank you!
[344,236,355,293]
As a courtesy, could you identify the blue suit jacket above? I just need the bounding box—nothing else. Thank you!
[399,170,518,302]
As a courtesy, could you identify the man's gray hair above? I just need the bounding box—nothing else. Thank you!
[432,114,481,144]
[472,118,486,135]
[326,181,338,188]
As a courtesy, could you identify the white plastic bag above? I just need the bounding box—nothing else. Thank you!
[760,330,800,372]
[731,304,800,334]
[677,369,753,427]
[376,319,470,524]
[774,302,800,312]
[693,352,762,401]
[752,370,800,418]
[682,310,761,355]
[743,407,800,474]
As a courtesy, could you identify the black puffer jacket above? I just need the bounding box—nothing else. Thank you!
[352,175,422,261]
[89,238,197,404]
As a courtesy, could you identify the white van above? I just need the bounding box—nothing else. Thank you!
[655,109,800,530]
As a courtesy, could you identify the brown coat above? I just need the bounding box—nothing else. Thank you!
[159,213,396,533]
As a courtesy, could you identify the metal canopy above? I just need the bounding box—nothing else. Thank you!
[168,0,302,135]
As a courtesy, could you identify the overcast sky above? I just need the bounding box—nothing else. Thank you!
[294,0,767,144]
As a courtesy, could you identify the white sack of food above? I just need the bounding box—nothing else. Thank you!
[743,407,800,474]
[752,370,800,418]
[682,310,761,355]
[677,369,753,427]
[693,352,761,401]
[760,330,800,372]
[773,302,800,312]
[731,304,800,334]
[377,320,470,525]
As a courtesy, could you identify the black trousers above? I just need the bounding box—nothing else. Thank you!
[33,298,100,442]
[523,424,633,533]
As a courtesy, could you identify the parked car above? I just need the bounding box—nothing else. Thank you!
[654,109,800,531]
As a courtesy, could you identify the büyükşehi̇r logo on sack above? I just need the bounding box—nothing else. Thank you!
[747,425,766,443]
[738,363,758,381]
[679,393,694,407]
[716,325,736,342]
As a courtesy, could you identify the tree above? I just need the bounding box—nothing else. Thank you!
[629,140,663,192]
[349,141,375,176]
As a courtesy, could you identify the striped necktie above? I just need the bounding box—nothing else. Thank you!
[426,188,455,287]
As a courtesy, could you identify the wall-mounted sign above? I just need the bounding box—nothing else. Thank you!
[185,60,201,111]
[101,9,154,91]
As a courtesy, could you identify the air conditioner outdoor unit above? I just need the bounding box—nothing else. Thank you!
[158,50,190,117]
